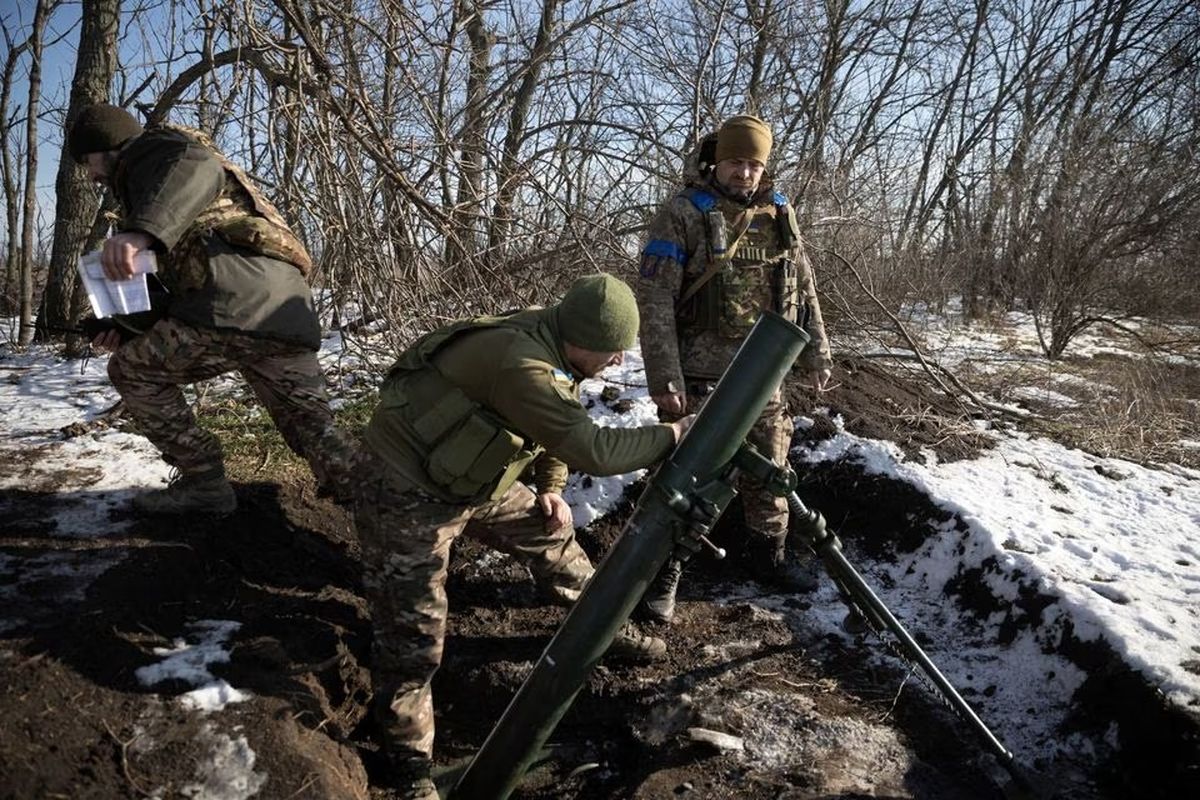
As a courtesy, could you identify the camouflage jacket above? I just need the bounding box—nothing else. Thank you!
[365,307,677,505]
[636,176,832,395]
[112,126,321,349]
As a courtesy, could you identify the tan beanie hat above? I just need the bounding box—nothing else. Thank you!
[714,115,773,164]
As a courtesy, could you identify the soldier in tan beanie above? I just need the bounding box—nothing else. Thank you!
[635,114,835,623]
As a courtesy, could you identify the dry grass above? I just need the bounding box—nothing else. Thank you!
[969,352,1200,469]
[194,390,376,484]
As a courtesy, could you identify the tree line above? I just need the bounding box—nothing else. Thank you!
[3,0,1197,359]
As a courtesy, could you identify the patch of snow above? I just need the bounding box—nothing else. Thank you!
[563,348,660,527]
[136,620,250,711]
[1009,386,1080,409]
[173,724,267,800]
[788,421,1200,756]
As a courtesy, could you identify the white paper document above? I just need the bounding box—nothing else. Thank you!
[77,250,158,318]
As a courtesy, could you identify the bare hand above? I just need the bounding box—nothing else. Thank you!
[101,231,154,281]
[538,492,573,533]
[652,391,687,416]
[810,369,832,392]
[90,329,122,353]
[670,414,696,444]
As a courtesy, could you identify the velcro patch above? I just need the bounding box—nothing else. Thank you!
[549,368,580,405]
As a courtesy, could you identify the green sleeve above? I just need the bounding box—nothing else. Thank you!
[117,133,224,250]
[488,359,676,476]
[531,452,569,495]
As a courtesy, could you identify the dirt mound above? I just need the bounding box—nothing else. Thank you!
[3,377,1198,799]
[789,357,993,463]
[0,479,370,800]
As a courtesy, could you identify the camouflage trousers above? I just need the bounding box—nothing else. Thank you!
[668,380,791,539]
[107,318,356,496]
[352,447,593,764]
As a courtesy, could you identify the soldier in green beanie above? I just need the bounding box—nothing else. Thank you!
[353,274,692,799]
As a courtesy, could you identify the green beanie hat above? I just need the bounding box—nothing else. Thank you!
[68,104,143,163]
[714,114,773,164]
[558,274,640,352]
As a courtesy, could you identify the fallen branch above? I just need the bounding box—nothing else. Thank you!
[822,248,1031,421]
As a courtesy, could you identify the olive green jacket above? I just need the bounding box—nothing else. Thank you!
[114,129,321,349]
[365,307,677,504]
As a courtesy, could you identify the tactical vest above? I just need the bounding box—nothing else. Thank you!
[118,124,313,293]
[678,186,803,338]
[373,310,555,504]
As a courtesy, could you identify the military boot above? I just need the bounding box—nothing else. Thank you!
[387,757,439,800]
[132,469,237,515]
[605,621,667,662]
[639,558,685,624]
[539,582,583,607]
[745,534,819,593]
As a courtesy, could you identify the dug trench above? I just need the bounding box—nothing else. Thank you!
[2,385,1198,799]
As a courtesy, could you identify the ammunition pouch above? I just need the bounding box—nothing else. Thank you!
[773,258,799,319]
[679,188,801,336]
[389,368,537,503]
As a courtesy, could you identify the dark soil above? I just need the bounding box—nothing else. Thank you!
[2,367,1198,800]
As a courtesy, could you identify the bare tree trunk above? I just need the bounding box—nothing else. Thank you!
[1,25,30,313]
[19,0,53,345]
[37,0,120,343]
[744,0,774,115]
[791,0,849,223]
[447,0,494,264]
[897,0,990,252]
[487,0,560,257]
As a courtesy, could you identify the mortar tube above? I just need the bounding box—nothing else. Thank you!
[452,312,810,799]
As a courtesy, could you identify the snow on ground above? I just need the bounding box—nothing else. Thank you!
[4,306,1199,780]
[563,347,662,528]
[152,723,267,800]
[788,417,1200,759]
[135,620,250,712]
[0,348,170,534]
[897,297,1199,374]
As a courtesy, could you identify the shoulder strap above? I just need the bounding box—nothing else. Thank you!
[683,186,719,212]
[389,309,537,375]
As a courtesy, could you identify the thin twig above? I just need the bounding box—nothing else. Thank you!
[102,720,151,798]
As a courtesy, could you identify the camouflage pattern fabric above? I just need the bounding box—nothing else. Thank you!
[110,127,322,349]
[352,447,593,763]
[664,381,790,539]
[636,178,832,395]
[149,123,313,275]
[108,318,357,497]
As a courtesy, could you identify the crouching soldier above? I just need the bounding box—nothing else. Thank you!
[66,103,356,512]
[354,274,691,799]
